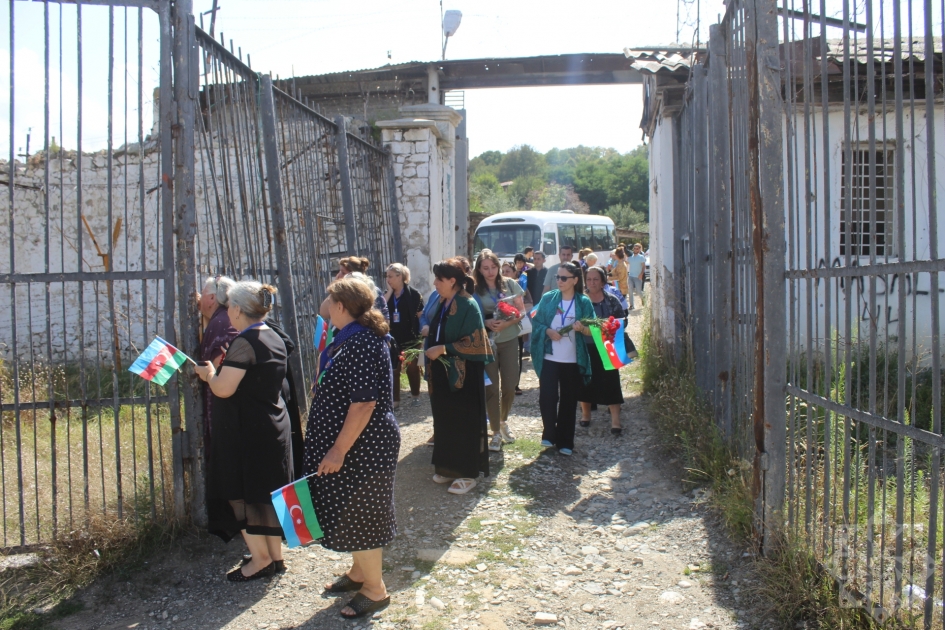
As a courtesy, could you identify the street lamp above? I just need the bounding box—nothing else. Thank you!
[441,7,462,60]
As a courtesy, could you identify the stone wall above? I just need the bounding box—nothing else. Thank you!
[378,104,462,297]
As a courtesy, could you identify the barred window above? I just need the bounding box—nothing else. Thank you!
[840,147,895,257]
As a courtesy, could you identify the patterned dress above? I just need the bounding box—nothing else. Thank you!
[303,329,400,552]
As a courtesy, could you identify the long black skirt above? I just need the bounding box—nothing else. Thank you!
[577,343,625,406]
[430,359,489,479]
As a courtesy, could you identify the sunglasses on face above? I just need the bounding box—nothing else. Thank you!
[555,275,575,282]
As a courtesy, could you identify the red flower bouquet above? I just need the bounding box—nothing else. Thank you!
[495,300,521,321]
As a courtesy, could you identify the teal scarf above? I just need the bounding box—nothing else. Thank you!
[529,289,593,383]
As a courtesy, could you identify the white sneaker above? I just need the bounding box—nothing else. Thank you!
[488,434,503,452]
[499,422,515,443]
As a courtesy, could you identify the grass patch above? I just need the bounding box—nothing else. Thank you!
[465,517,484,534]
[0,508,182,629]
[638,312,753,540]
[745,532,877,629]
[504,438,542,460]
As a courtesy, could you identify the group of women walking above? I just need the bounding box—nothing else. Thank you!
[191,248,633,620]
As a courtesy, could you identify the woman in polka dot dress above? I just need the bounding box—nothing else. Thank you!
[303,278,400,619]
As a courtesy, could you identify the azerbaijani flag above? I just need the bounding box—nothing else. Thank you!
[590,323,630,371]
[314,315,332,353]
[128,337,191,386]
[271,477,323,547]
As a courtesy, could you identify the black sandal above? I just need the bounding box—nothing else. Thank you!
[611,427,623,435]
[340,592,391,619]
[226,561,275,582]
[324,573,364,593]
[242,555,286,573]
[579,419,591,428]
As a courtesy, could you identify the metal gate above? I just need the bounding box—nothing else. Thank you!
[0,0,401,548]
[671,0,945,623]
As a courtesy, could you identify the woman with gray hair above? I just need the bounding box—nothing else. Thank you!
[195,281,293,581]
[198,275,238,459]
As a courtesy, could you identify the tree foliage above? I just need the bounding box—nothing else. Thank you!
[468,144,649,221]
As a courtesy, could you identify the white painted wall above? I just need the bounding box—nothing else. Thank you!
[647,114,677,346]
[785,105,945,356]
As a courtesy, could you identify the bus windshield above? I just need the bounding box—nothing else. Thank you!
[474,225,541,257]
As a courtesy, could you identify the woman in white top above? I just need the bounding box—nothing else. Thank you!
[528,262,594,455]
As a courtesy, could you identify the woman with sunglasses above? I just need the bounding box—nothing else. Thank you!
[529,262,594,456]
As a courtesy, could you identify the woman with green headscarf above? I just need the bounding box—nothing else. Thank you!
[424,257,494,495]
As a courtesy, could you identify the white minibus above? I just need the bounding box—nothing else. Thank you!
[473,210,618,267]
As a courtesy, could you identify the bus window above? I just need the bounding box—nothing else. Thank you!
[579,224,594,250]
[557,224,576,250]
[593,225,615,250]
[474,225,541,257]
[542,232,557,256]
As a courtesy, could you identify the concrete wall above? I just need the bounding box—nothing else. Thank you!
[378,104,462,297]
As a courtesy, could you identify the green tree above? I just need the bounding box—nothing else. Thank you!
[498,145,547,182]
[604,203,648,231]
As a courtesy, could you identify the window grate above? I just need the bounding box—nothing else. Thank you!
[840,147,895,257]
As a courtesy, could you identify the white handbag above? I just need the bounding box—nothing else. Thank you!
[519,314,533,336]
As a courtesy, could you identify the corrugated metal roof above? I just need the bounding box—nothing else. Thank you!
[622,49,700,75]
[821,37,942,64]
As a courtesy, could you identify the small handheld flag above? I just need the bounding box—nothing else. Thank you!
[314,315,333,354]
[590,325,630,371]
[128,337,195,386]
[271,477,323,547]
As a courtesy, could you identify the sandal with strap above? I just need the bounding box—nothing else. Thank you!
[340,592,391,619]
[226,561,275,582]
[447,478,477,495]
[432,474,455,484]
[324,573,364,593]
[579,419,591,428]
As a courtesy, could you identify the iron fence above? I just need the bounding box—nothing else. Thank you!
[673,0,945,624]
[0,0,401,547]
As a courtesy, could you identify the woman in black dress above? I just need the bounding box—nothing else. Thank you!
[578,266,626,434]
[194,281,292,582]
[383,263,424,408]
[303,277,400,620]
[425,258,494,495]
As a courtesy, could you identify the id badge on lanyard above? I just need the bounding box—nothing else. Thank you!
[392,311,401,323]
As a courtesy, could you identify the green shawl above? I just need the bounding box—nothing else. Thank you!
[425,292,494,391]
[529,289,593,384]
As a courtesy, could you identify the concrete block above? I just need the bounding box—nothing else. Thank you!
[389,141,413,154]
[404,128,431,141]
[413,141,430,153]
[403,166,417,178]
[416,163,429,178]
[403,178,429,197]
[406,153,430,163]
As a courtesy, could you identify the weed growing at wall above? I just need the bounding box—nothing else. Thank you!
[639,310,875,628]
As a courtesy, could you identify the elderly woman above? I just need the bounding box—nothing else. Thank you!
[195,282,291,581]
[383,263,424,408]
[304,278,400,620]
[530,262,594,456]
[426,258,493,494]
[319,256,388,321]
[198,275,238,459]
[578,266,627,434]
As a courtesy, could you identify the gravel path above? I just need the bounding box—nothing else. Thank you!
[53,311,755,630]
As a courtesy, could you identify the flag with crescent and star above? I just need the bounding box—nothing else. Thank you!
[128,337,193,386]
[590,324,631,371]
[271,477,323,547]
